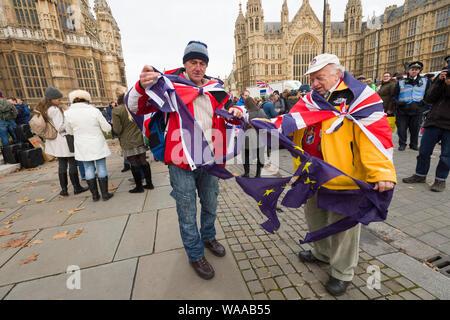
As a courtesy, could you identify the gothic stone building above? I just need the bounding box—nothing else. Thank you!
[233,0,450,94]
[0,0,126,106]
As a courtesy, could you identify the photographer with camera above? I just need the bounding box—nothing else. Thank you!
[403,56,450,192]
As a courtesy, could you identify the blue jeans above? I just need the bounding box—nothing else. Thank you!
[416,126,450,181]
[81,158,108,180]
[169,164,219,262]
[0,120,17,147]
[78,161,86,179]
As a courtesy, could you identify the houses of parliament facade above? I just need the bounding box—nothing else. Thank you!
[0,0,126,105]
[230,0,450,96]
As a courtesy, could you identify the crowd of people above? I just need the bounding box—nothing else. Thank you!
[0,85,155,202]
[0,39,448,298]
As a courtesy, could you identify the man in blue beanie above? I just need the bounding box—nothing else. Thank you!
[127,41,245,280]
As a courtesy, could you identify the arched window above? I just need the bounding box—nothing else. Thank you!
[293,35,319,84]
[255,18,259,31]
[250,19,254,32]
[14,0,40,29]
[350,19,354,33]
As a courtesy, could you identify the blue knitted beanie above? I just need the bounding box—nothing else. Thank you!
[183,41,209,65]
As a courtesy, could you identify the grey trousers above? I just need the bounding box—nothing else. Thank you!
[304,194,361,282]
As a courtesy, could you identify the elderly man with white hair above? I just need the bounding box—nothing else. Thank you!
[291,54,397,296]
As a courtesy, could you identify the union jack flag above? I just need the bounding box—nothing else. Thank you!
[256,80,267,88]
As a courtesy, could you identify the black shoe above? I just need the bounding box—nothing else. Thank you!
[410,146,419,151]
[203,239,226,257]
[255,164,263,178]
[241,164,250,178]
[69,173,89,195]
[86,178,100,202]
[325,276,350,296]
[398,145,406,151]
[58,173,69,196]
[141,162,155,190]
[431,180,446,192]
[121,163,131,173]
[129,165,145,193]
[190,257,215,280]
[298,250,321,263]
[402,174,426,184]
[98,176,114,201]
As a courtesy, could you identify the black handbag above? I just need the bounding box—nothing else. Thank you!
[65,134,75,153]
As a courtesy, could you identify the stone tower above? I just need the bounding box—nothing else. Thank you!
[94,0,126,99]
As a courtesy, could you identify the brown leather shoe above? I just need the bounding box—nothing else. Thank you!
[190,257,215,280]
[203,239,226,257]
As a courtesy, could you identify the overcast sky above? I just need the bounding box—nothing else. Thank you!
[91,0,405,88]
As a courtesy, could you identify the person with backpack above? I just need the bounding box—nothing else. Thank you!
[112,92,154,193]
[35,87,88,197]
[14,98,31,125]
[0,98,17,147]
[126,41,245,280]
[65,90,114,202]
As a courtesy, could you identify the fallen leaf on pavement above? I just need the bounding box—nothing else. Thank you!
[17,198,31,204]
[0,210,5,214]
[1,236,30,248]
[3,220,14,225]
[51,183,57,187]
[67,210,76,216]
[67,228,83,240]
[407,187,415,190]
[3,225,12,229]
[394,229,402,233]
[22,231,31,235]
[23,240,43,248]
[20,254,39,265]
[0,230,12,237]
[35,199,46,203]
[52,189,59,193]
[56,210,63,213]
[53,231,69,240]
[74,207,85,212]
[23,186,34,191]
[12,213,21,219]
[108,185,118,191]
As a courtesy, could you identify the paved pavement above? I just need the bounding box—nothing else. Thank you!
[0,138,449,300]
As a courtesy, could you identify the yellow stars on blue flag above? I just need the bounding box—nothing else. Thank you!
[264,189,275,196]
[294,156,302,168]
[304,177,316,185]
[302,162,313,174]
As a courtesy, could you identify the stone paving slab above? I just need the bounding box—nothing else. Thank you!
[0,230,39,267]
[4,258,138,300]
[132,246,251,300]
[377,252,449,300]
[0,182,60,208]
[63,192,146,225]
[114,211,157,261]
[360,228,398,257]
[143,186,175,211]
[0,215,128,286]
[1,199,85,233]
[0,285,12,299]
[154,207,225,254]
